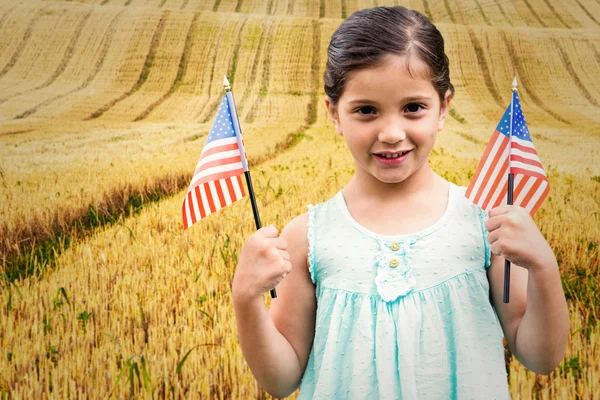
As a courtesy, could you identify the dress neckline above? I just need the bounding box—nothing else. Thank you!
[335,181,457,241]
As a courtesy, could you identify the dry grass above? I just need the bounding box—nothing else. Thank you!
[0,0,599,398]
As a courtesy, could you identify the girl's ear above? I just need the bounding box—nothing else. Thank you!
[324,96,342,135]
[437,90,453,132]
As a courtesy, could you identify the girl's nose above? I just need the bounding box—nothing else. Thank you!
[378,119,407,144]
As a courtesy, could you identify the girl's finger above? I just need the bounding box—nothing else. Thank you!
[270,237,288,250]
[488,205,513,218]
[484,215,504,232]
[278,249,291,261]
[487,229,500,246]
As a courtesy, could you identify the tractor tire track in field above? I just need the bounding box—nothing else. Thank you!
[134,12,200,121]
[0,7,48,80]
[125,0,134,5]
[0,5,18,32]
[286,0,294,15]
[492,0,512,26]
[15,9,126,120]
[542,0,570,28]
[442,0,456,23]
[467,28,504,110]
[0,10,93,106]
[553,38,599,108]
[197,18,249,122]
[521,0,546,27]
[576,0,600,27]
[245,22,276,123]
[193,20,232,122]
[501,31,571,125]
[235,0,244,13]
[421,0,434,22]
[84,11,169,120]
[473,0,491,26]
[181,0,190,10]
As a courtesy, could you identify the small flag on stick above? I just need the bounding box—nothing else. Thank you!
[183,77,277,298]
[465,77,549,302]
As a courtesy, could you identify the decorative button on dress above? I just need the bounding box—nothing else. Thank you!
[298,183,510,400]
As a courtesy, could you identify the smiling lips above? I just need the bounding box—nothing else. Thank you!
[372,149,412,164]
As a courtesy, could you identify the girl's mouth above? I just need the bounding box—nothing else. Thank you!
[373,150,412,165]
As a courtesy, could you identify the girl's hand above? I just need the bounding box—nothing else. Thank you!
[485,205,557,271]
[232,225,292,302]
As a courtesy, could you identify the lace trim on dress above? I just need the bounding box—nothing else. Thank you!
[307,204,317,284]
[374,239,417,302]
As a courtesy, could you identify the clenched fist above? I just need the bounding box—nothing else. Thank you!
[232,225,292,302]
[485,205,557,271]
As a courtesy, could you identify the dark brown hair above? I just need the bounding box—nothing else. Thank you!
[324,6,454,105]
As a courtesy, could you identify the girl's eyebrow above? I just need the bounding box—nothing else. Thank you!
[347,96,433,105]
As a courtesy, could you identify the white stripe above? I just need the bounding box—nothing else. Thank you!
[510,147,541,162]
[191,187,201,220]
[232,176,243,199]
[512,135,536,148]
[515,176,535,205]
[469,134,507,203]
[184,196,193,228]
[208,181,221,210]
[221,179,232,205]
[200,137,238,154]
[511,161,546,176]
[190,162,243,188]
[195,149,240,170]
[200,184,211,217]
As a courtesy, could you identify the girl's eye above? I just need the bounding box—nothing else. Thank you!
[405,103,423,113]
[355,106,376,115]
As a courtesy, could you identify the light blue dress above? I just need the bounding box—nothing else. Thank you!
[297,182,510,399]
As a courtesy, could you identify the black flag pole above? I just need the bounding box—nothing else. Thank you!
[224,76,277,299]
[503,77,518,303]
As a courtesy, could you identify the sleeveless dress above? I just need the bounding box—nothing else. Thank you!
[297,182,510,400]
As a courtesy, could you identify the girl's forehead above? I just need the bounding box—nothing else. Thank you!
[342,55,437,102]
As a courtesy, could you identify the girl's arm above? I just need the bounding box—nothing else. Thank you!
[232,214,316,398]
[485,205,569,375]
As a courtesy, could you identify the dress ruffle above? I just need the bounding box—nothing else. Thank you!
[374,240,417,302]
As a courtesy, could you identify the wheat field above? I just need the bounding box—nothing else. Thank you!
[0,0,599,398]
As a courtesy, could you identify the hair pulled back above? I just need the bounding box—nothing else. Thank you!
[324,6,454,105]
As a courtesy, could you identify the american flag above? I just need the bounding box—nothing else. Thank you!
[465,91,549,216]
[182,95,247,229]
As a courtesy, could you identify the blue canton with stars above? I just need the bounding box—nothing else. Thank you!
[205,96,236,145]
[496,92,532,142]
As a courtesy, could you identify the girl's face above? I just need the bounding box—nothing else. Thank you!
[325,54,451,186]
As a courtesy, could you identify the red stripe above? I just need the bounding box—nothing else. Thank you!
[182,201,189,230]
[481,160,507,210]
[530,183,550,216]
[205,182,216,213]
[510,154,543,169]
[511,141,537,154]
[238,175,246,196]
[188,191,197,225]
[196,169,244,186]
[215,180,226,209]
[195,185,206,219]
[225,177,235,203]
[520,177,543,209]
[194,156,242,176]
[510,167,547,180]
[466,131,502,199]
[473,135,508,205]
[200,143,239,158]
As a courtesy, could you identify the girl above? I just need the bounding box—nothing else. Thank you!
[232,6,569,399]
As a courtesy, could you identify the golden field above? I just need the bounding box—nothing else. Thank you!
[0,0,599,398]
